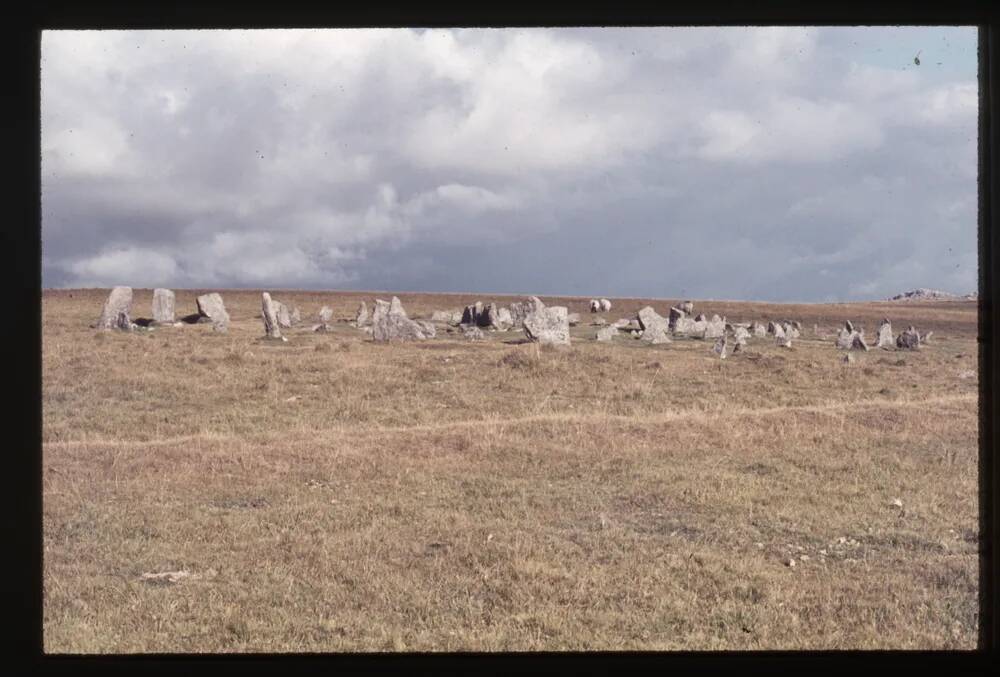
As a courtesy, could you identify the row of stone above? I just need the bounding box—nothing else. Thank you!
[95,287,233,332]
[835,319,928,352]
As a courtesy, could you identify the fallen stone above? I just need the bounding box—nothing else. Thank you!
[596,326,618,342]
[416,320,437,338]
[430,310,455,323]
[151,288,175,324]
[96,286,134,331]
[462,325,485,341]
[592,317,607,326]
[567,312,581,326]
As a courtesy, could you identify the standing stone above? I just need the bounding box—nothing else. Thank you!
[596,326,618,342]
[896,326,921,350]
[482,302,513,330]
[782,322,800,339]
[462,301,485,326]
[592,317,607,326]
[852,332,870,351]
[752,321,767,338]
[876,319,894,349]
[668,307,686,331]
[290,306,301,325]
[319,306,334,324]
[771,322,786,340]
[356,301,370,327]
[416,320,437,338]
[196,293,230,332]
[523,303,571,345]
[371,297,428,342]
[508,299,536,327]
[589,299,601,313]
[732,325,751,345]
[151,288,175,324]
[845,320,855,333]
[680,301,694,315]
[96,286,134,331]
[636,306,672,344]
[600,299,612,312]
[713,335,728,359]
[275,301,292,328]
[703,315,726,340]
[836,328,854,349]
[261,292,283,339]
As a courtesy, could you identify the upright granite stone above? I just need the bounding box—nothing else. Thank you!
[668,306,686,331]
[261,292,283,339]
[196,293,229,332]
[876,319,894,349]
[275,301,292,328]
[732,325,751,345]
[771,322,786,340]
[151,288,175,324]
[896,326,921,350]
[713,335,728,358]
[523,302,571,345]
[97,286,134,331]
[751,321,767,338]
[462,301,485,326]
[371,297,428,342]
[836,328,854,349]
[356,301,370,327]
[852,332,870,351]
[703,315,726,339]
[636,306,672,344]
[482,302,513,330]
[782,322,800,339]
[319,306,334,325]
[290,306,301,325]
[680,301,694,315]
[508,299,536,327]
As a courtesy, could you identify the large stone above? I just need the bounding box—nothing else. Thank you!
[668,306,686,331]
[836,328,854,349]
[636,306,672,344]
[596,326,618,342]
[482,302,513,330]
[151,288,175,324]
[97,286,134,331]
[290,306,301,325]
[713,335,728,358]
[275,301,292,328]
[896,326,921,350]
[732,325,751,345]
[416,320,437,338]
[782,322,800,339]
[876,319,894,349]
[463,325,485,340]
[680,301,694,315]
[852,332,870,351]
[430,310,455,324]
[318,306,334,324]
[751,322,767,338]
[356,302,370,327]
[600,299,612,312]
[371,297,428,342]
[196,293,229,332]
[770,322,786,339]
[523,303,571,345]
[461,301,484,326]
[508,299,537,327]
[703,315,726,339]
[261,292,283,339]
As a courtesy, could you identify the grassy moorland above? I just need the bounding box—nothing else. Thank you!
[42,288,979,652]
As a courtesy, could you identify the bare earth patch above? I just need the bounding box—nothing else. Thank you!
[42,289,979,652]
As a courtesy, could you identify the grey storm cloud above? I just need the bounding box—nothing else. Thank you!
[41,26,978,301]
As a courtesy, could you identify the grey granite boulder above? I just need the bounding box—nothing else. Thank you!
[196,293,229,332]
[523,302,571,345]
[896,326,921,350]
[637,306,672,344]
[97,286,134,331]
[703,315,726,339]
[371,297,428,341]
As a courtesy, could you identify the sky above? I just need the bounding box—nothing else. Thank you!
[40,27,978,302]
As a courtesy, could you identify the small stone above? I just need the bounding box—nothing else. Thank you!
[786,558,796,568]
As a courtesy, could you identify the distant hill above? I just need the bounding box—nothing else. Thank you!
[887,288,976,302]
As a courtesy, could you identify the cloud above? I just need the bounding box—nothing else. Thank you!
[41,27,978,300]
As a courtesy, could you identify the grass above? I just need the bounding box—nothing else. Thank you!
[42,288,979,652]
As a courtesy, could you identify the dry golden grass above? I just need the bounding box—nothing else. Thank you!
[42,288,979,652]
